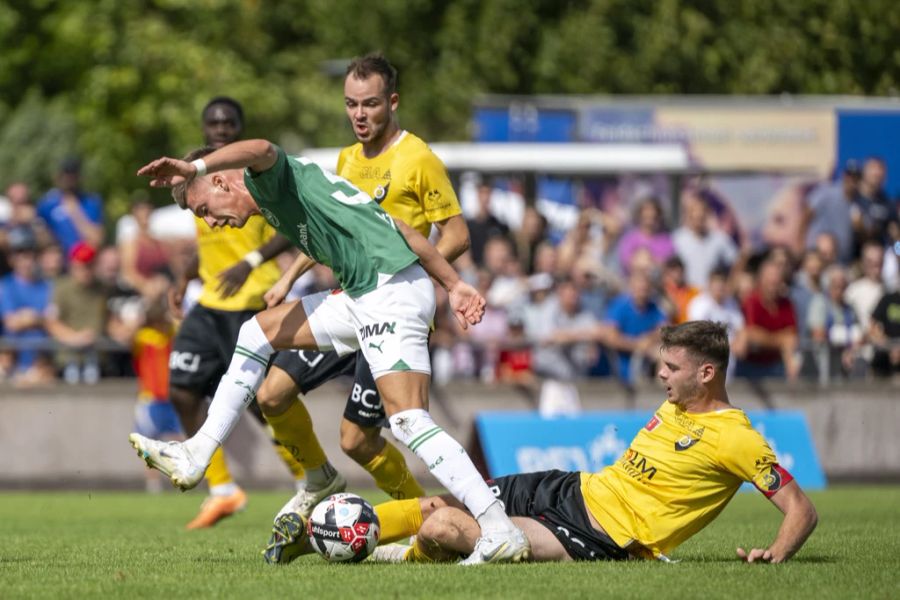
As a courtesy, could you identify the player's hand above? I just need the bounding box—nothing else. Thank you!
[447,281,486,330]
[216,260,252,298]
[264,278,292,308]
[737,547,780,564]
[168,280,187,320]
[136,157,195,188]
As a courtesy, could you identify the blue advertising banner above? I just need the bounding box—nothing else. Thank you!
[476,410,826,490]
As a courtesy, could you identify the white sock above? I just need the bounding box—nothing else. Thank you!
[389,409,515,534]
[192,318,273,464]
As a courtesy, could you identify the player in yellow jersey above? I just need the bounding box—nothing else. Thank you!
[253,54,471,563]
[367,321,818,564]
[166,97,305,529]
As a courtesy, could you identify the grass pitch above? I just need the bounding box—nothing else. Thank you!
[1,486,897,599]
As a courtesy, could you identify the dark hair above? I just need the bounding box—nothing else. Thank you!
[171,146,216,209]
[664,255,685,270]
[202,96,244,124]
[660,321,729,374]
[346,53,398,96]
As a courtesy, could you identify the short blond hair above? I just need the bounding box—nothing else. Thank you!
[171,146,216,209]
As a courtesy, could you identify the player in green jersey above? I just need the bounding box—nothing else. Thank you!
[129,139,531,564]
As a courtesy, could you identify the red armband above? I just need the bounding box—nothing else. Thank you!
[754,464,794,498]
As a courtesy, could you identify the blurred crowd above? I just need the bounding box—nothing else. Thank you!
[2,157,899,406]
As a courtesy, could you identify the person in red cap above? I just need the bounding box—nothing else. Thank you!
[45,241,107,384]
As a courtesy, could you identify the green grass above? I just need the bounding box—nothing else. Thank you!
[1,487,898,599]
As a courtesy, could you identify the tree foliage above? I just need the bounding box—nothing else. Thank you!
[0,0,897,227]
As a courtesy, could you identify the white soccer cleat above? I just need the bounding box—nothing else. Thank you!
[275,472,347,520]
[370,543,412,563]
[128,433,206,491]
[459,528,532,565]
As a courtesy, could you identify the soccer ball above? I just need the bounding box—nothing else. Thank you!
[307,493,380,562]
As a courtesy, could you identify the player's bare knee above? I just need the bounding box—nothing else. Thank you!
[340,421,383,464]
[256,372,296,415]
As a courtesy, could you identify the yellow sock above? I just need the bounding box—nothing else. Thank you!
[205,447,233,488]
[264,398,328,469]
[272,441,306,481]
[363,441,426,500]
[406,539,437,563]
[374,498,424,544]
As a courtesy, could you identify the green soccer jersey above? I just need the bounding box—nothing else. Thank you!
[244,146,418,298]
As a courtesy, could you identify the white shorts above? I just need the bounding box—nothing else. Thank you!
[301,263,435,379]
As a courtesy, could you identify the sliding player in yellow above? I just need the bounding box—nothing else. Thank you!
[251,54,470,561]
[369,321,818,564]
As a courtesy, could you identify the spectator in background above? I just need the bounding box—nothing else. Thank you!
[95,245,143,378]
[0,225,55,387]
[464,270,511,383]
[852,157,891,247]
[38,243,65,283]
[869,287,900,377]
[738,259,799,381]
[513,206,548,274]
[813,232,840,269]
[807,265,863,378]
[604,271,667,385]
[790,249,825,349]
[557,208,622,282]
[617,197,675,275]
[44,242,107,384]
[845,241,886,331]
[686,266,745,381]
[804,162,857,264]
[880,220,899,292]
[673,190,738,288]
[482,235,528,309]
[466,182,509,266]
[660,255,699,324]
[119,198,171,299]
[36,157,104,256]
[527,277,600,416]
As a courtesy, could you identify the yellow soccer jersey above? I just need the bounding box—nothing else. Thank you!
[581,401,792,558]
[195,216,281,311]
[336,131,461,237]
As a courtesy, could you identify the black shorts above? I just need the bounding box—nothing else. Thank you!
[270,349,386,428]
[488,470,628,561]
[169,305,259,397]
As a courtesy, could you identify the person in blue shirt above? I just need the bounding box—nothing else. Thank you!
[36,157,104,256]
[0,225,55,385]
[604,271,668,385]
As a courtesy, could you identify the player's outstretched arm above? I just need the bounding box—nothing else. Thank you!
[394,218,485,329]
[216,234,294,298]
[264,252,318,308]
[737,480,818,564]
[137,139,279,187]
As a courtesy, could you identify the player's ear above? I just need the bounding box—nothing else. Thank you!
[210,173,229,192]
[389,92,399,112]
[698,362,716,384]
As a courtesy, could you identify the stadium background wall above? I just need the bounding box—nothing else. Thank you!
[1,381,897,488]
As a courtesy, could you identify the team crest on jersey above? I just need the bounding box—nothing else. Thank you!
[373,183,390,203]
[645,415,661,431]
[674,435,699,451]
[260,207,280,227]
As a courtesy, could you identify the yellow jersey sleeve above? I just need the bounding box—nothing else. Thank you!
[716,422,792,497]
[405,148,461,224]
